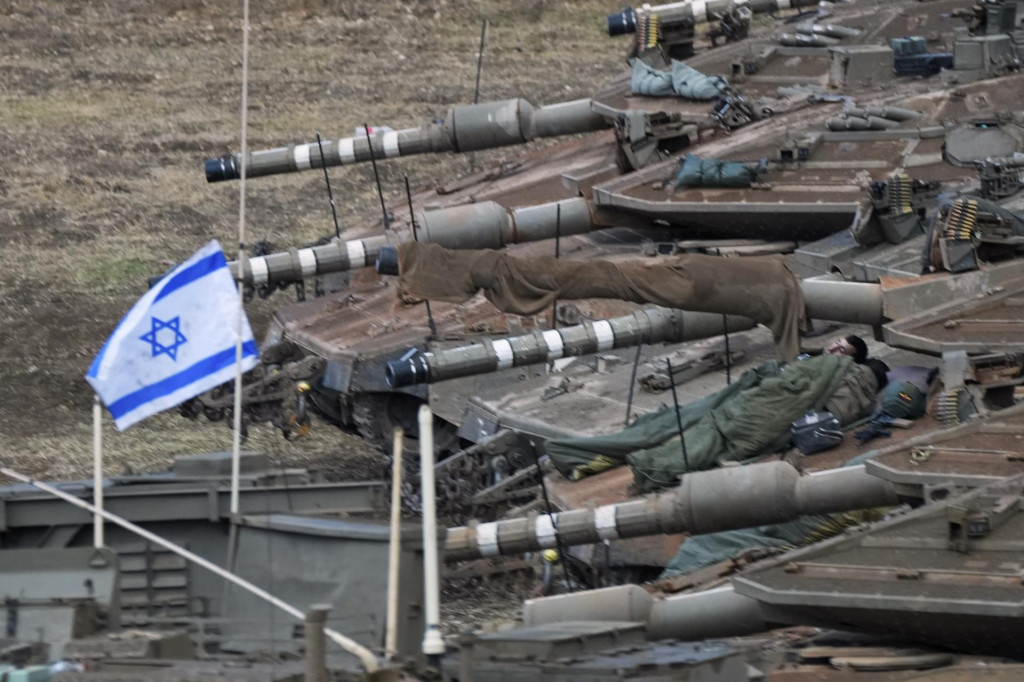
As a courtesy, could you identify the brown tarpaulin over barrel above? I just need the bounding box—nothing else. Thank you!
[395,242,808,360]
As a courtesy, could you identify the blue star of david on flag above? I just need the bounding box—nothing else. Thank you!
[140,316,188,361]
[86,240,259,430]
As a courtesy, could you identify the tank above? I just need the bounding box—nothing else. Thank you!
[179,0,1024,522]
[458,466,1024,682]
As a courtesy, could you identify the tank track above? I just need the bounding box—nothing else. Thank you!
[386,430,541,525]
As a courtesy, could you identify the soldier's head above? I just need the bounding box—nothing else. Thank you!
[825,335,868,364]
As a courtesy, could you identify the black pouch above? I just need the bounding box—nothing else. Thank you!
[791,411,843,455]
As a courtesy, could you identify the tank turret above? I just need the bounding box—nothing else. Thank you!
[518,471,1024,659]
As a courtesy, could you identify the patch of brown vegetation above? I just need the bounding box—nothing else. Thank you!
[0,0,623,480]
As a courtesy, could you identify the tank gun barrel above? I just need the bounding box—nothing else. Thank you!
[226,198,600,288]
[228,236,386,288]
[606,0,821,36]
[205,98,608,183]
[444,461,897,561]
[387,307,753,388]
[384,278,884,388]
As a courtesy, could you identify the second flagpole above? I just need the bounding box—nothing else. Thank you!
[93,394,104,547]
[229,0,251,521]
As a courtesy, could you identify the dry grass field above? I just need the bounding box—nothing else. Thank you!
[0,0,625,481]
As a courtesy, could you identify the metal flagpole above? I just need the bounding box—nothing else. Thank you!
[385,427,404,658]
[230,0,251,519]
[93,395,104,547]
[418,405,445,660]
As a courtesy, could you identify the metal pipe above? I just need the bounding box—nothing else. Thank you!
[304,604,331,682]
[0,466,380,673]
[205,99,608,183]
[442,461,897,562]
[419,406,445,657]
[92,395,104,548]
[385,427,404,659]
[385,278,882,388]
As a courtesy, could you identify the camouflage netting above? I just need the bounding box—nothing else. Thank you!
[395,242,807,360]
[630,59,728,100]
[546,355,880,490]
[673,153,766,190]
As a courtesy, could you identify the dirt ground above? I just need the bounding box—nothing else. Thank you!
[0,0,625,481]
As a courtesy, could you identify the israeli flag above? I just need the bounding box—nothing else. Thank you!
[86,240,259,430]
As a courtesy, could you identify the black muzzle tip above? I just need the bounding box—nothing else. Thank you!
[385,354,429,388]
[375,246,400,275]
[607,7,636,36]
[204,155,239,183]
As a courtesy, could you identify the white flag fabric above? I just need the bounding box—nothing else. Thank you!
[86,240,259,430]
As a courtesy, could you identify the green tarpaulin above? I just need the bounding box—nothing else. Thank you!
[672,61,728,99]
[547,355,879,492]
[630,59,728,100]
[660,509,888,578]
[630,59,675,97]
[673,153,764,190]
[661,516,826,578]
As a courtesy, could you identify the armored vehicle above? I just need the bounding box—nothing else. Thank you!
[181,0,1024,526]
